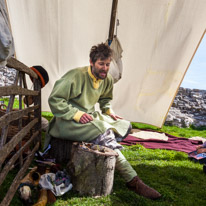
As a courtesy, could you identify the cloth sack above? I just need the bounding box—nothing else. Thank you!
[106,36,123,83]
[39,172,72,196]
[91,129,123,150]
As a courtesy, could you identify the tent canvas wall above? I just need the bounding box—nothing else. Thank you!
[0,0,14,66]
[5,0,206,127]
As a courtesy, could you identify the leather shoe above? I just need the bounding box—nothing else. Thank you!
[126,176,161,200]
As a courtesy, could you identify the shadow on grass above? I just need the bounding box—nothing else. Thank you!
[45,163,206,206]
[190,125,206,131]
[4,162,205,206]
[112,163,206,206]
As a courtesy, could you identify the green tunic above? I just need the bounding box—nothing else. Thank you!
[44,66,130,148]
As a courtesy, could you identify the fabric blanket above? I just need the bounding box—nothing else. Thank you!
[121,130,203,153]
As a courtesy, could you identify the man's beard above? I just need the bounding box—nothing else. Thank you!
[92,67,108,80]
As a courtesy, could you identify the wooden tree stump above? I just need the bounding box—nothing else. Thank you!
[67,142,118,197]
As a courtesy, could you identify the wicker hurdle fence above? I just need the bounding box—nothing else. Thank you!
[0,57,42,206]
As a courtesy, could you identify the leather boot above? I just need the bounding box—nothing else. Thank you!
[126,176,161,200]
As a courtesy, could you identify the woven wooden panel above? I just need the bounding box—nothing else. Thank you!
[0,107,35,141]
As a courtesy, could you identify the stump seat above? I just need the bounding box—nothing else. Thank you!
[50,138,118,196]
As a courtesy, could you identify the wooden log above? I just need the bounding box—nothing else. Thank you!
[67,142,118,197]
[0,85,39,96]
[6,57,38,79]
[49,138,73,164]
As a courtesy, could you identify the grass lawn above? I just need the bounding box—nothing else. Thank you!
[1,110,206,205]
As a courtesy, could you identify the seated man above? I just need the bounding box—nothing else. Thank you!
[44,43,161,200]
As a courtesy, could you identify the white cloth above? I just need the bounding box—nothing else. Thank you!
[41,117,49,132]
[131,131,168,141]
[91,129,123,150]
[39,173,72,196]
[189,136,206,144]
[6,0,206,127]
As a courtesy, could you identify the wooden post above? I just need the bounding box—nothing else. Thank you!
[108,0,118,44]
[18,72,23,167]
[33,78,41,145]
[67,142,118,197]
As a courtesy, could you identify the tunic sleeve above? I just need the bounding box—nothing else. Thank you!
[98,77,114,114]
[48,76,82,121]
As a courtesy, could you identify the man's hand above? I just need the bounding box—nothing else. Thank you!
[109,114,123,121]
[79,113,93,124]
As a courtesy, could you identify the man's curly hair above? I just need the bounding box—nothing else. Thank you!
[89,43,113,63]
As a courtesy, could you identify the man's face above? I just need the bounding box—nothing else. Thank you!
[90,58,111,80]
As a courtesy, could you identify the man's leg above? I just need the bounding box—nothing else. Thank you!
[90,126,161,200]
[114,149,137,181]
[115,149,161,200]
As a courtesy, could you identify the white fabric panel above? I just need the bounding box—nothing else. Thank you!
[6,0,111,109]
[6,0,206,127]
[112,0,206,127]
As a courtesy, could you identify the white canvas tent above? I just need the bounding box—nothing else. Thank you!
[5,0,206,127]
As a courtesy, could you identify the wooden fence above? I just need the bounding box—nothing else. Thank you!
[0,57,42,206]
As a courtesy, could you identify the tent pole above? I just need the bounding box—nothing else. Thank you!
[108,0,118,45]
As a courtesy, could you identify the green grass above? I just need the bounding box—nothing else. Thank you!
[35,144,205,206]
[0,97,23,109]
[0,169,23,205]
[42,111,54,122]
[4,122,206,206]
[1,107,206,205]
[132,122,206,138]
[4,147,206,206]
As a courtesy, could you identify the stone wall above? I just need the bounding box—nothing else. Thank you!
[0,66,16,86]
[165,87,206,128]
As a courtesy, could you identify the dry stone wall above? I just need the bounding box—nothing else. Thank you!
[165,87,206,128]
[0,66,16,86]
